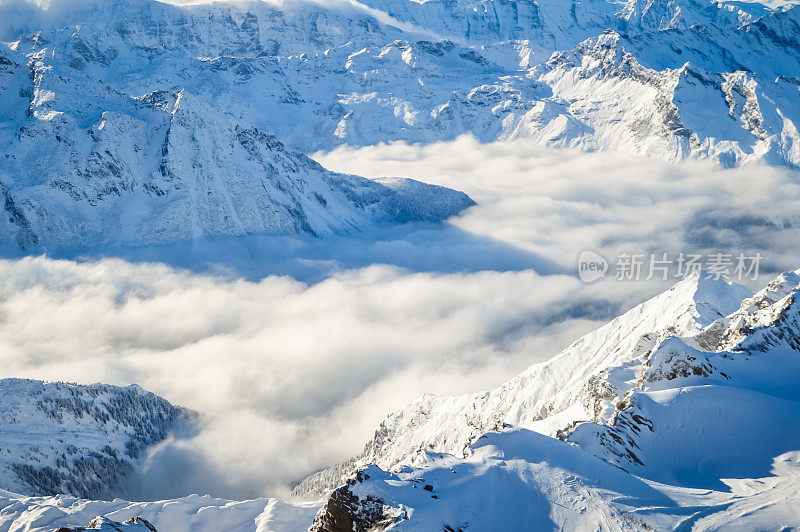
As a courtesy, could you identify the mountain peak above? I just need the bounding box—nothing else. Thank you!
[668,271,752,326]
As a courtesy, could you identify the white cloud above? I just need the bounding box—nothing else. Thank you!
[0,138,799,500]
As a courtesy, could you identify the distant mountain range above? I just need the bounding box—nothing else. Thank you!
[4,0,799,166]
[1,0,798,249]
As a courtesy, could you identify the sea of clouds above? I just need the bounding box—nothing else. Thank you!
[1,137,799,500]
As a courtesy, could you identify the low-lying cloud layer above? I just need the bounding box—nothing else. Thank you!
[315,136,800,278]
[0,258,604,500]
[1,137,799,501]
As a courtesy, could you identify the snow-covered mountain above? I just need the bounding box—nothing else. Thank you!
[294,272,752,496]
[299,270,800,530]
[3,0,799,180]
[0,68,473,250]
[0,0,480,251]
[0,379,194,500]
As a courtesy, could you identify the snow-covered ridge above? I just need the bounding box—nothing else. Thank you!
[304,269,800,529]
[293,272,752,496]
[54,515,158,531]
[1,271,800,530]
[0,379,194,499]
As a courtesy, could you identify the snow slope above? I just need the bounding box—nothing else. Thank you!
[309,433,800,531]
[0,379,194,500]
[302,270,800,529]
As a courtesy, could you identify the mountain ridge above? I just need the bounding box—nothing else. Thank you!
[0,76,474,250]
[1,0,798,180]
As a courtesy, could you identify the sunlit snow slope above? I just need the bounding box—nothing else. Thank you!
[0,492,320,532]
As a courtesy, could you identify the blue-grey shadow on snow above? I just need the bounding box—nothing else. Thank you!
[13,220,567,283]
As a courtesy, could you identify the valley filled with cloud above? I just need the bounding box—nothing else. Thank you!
[0,138,798,501]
